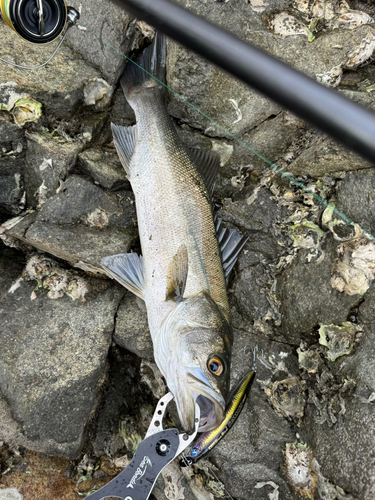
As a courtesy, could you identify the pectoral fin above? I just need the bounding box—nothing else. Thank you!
[187,147,220,196]
[166,244,189,301]
[111,123,138,176]
[101,252,145,299]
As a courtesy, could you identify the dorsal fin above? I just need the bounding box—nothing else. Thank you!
[215,217,248,284]
[111,123,138,176]
[187,147,221,195]
[101,252,144,299]
[166,244,189,301]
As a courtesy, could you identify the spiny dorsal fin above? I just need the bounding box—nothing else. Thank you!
[101,252,144,299]
[166,244,189,301]
[111,123,138,176]
[215,217,248,284]
[187,147,221,195]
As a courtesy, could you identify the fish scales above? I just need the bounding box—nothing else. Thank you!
[129,92,229,332]
[103,33,247,432]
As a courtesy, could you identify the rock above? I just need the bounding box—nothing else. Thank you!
[287,135,373,178]
[65,0,134,84]
[0,155,25,215]
[336,169,375,235]
[25,131,85,208]
[0,276,124,458]
[5,175,138,274]
[76,148,129,191]
[0,112,24,147]
[0,242,25,299]
[277,235,360,343]
[0,24,102,119]
[114,293,153,359]
[0,489,23,500]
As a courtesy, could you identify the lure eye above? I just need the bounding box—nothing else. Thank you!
[207,356,224,376]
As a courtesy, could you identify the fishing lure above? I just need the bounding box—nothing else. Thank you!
[180,370,255,467]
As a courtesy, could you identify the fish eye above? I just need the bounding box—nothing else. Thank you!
[207,355,224,376]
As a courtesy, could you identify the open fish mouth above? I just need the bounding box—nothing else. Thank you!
[188,368,225,432]
[195,394,222,431]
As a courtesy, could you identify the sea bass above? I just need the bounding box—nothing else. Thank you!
[102,34,247,432]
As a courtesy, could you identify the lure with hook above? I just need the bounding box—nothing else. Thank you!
[180,370,255,467]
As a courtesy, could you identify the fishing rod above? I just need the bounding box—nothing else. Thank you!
[108,0,375,166]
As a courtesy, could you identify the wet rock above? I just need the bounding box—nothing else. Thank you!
[0,276,124,458]
[77,148,129,191]
[65,0,134,84]
[5,175,138,274]
[0,155,25,215]
[0,24,102,119]
[114,293,153,359]
[277,235,360,342]
[25,131,85,208]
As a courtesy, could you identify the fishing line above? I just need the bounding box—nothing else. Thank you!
[81,25,374,241]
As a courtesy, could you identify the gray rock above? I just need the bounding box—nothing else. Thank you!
[0,155,25,215]
[0,277,124,458]
[287,135,373,179]
[0,24,102,119]
[336,169,375,235]
[114,293,153,359]
[4,175,138,274]
[0,242,25,299]
[0,113,24,147]
[25,131,85,208]
[277,235,360,342]
[65,0,134,84]
[77,148,129,191]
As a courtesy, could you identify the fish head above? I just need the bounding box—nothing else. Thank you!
[156,292,232,433]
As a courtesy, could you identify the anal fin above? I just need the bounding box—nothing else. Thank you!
[111,123,138,176]
[215,217,248,284]
[101,252,144,299]
[166,244,189,301]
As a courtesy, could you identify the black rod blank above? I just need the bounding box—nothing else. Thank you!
[110,0,375,164]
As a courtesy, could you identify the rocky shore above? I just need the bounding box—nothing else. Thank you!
[1,1,375,499]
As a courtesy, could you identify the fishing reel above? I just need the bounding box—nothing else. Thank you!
[0,0,79,43]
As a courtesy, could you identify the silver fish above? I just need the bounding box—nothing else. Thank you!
[102,34,247,433]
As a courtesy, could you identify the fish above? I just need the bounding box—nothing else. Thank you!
[101,33,247,433]
[180,371,255,466]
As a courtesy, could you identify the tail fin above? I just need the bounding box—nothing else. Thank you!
[120,32,167,94]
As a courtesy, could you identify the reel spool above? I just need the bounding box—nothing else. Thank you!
[0,0,77,43]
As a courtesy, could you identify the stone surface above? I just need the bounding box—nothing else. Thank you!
[0,155,25,215]
[0,24,102,119]
[25,131,85,208]
[5,175,138,274]
[66,0,134,84]
[0,277,124,458]
[0,242,25,299]
[336,168,375,236]
[76,148,129,190]
[0,112,24,147]
[113,292,153,359]
[277,235,361,342]
[0,489,23,500]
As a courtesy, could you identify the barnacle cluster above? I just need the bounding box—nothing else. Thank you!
[284,442,318,499]
[24,253,89,300]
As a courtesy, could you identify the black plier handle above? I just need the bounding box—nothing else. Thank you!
[85,392,200,500]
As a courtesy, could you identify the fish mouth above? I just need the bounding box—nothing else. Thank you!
[188,368,225,432]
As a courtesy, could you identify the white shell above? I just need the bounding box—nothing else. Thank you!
[344,32,375,68]
[311,0,349,21]
[268,12,311,38]
[316,65,343,87]
[329,10,374,30]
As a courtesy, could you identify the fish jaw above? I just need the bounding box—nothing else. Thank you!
[167,365,226,433]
